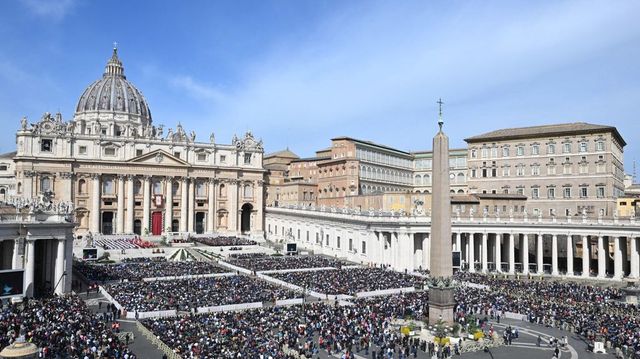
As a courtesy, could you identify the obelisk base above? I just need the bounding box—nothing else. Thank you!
[428,287,455,325]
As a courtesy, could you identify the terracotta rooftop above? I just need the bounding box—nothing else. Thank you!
[464,122,625,146]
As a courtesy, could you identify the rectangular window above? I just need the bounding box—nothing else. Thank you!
[579,164,588,174]
[502,147,509,157]
[579,142,588,152]
[548,188,555,199]
[104,147,116,156]
[326,234,329,246]
[136,149,143,156]
[596,141,605,151]
[481,148,488,158]
[362,241,366,254]
[548,166,556,175]
[596,187,605,198]
[220,155,226,163]
[41,139,52,152]
[548,144,555,154]
[563,164,572,175]
[532,145,539,155]
[79,146,87,154]
[197,153,207,161]
[173,152,181,159]
[531,188,539,199]
[502,167,510,176]
[517,188,524,195]
[516,166,524,176]
[563,143,571,153]
[580,187,588,198]
[532,165,540,176]
[0,165,7,171]
[563,187,571,198]
[596,163,605,173]
[516,146,524,156]
[244,153,252,164]
[349,238,353,251]
[471,150,477,159]
[491,147,498,158]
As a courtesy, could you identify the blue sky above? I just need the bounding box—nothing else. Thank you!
[1,0,639,172]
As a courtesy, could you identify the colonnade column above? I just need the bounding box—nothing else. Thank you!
[165,177,173,234]
[522,234,529,274]
[187,179,195,232]
[582,235,590,277]
[142,175,151,234]
[24,240,35,297]
[495,234,502,272]
[597,236,606,278]
[454,232,461,252]
[631,236,639,278]
[536,234,543,274]
[614,236,623,279]
[551,234,559,275]
[468,233,475,273]
[64,236,73,292]
[180,178,188,232]
[12,239,21,269]
[90,174,100,234]
[116,175,125,234]
[207,179,215,233]
[508,233,515,274]
[481,233,488,273]
[566,235,574,276]
[126,175,134,233]
[54,239,65,295]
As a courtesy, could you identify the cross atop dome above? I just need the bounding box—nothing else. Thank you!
[104,44,125,77]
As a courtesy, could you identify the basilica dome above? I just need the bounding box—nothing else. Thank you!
[75,48,151,123]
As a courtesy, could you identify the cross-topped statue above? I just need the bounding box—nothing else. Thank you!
[113,41,118,50]
[437,98,444,130]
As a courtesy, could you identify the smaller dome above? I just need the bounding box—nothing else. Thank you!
[74,47,152,123]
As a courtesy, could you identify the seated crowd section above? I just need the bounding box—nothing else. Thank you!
[0,296,135,358]
[269,267,424,295]
[227,253,351,272]
[105,275,301,312]
[94,236,156,250]
[193,236,257,246]
[73,258,230,282]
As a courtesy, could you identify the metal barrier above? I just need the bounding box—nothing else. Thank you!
[136,321,182,359]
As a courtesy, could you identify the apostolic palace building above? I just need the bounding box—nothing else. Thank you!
[12,48,265,238]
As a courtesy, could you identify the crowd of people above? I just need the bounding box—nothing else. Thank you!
[142,292,434,359]
[0,295,135,358]
[194,236,257,247]
[453,272,640,355]
[104,275,301,312]
[93,236,156,250]
[73,259,230,282]
[270,268,424,295]
[228,253,352,272]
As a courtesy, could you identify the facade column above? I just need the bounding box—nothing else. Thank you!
[90,174,100,234]
[126,175,135,233]
[392,232,400,270]
[481,233,488,273]
[455,232,461,252]
[614,236,623,279]
[495,233,502,272]
[522,234,529,274]
[142,175,151,234]
[12,239,21,269]
[59,172,74,202]
[536,234,543,274]
[631,236,639,278]
[22,171,34,198]
[468,233,475,273]
[24,240,35,297]
[597,236,606,278]
[207,179,215,233]
[64,237,73,292]
[165,177,173,233]
[551,234,559,275]
[180,178,188,232]
[229,180,239,233]
[116,175,125,234]
[422,234,430,271]
[566,235,574,276]
[582,235,590,277]
[187,178,195,232]
[508,233,515,274]
[54,239,65,295]
[254,180,264,233]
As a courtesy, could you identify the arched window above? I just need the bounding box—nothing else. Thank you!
[41,176,52,193]
[457,173,465,183]
[102,177,114,194]
[152,179,162,195]
[244,184,253,198]
[425,174,431,185]
[219,184,226,197]
[134,180,142,195]
[78,179,87,194]
[17,182,22,194]
[196,180,206,197]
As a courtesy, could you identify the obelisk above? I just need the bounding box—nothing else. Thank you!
[428,98,455,325]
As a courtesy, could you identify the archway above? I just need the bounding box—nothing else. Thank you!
[171,219,179,232]
[133,220,142,235]
[195,212,205,234]
[101,211,114,235]
[241,203,253,233]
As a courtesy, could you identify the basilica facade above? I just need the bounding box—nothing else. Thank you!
[13,48,265,237]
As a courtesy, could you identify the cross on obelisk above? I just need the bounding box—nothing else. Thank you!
[437,98,444,128]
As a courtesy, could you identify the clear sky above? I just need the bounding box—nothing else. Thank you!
[1,1,639,172]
